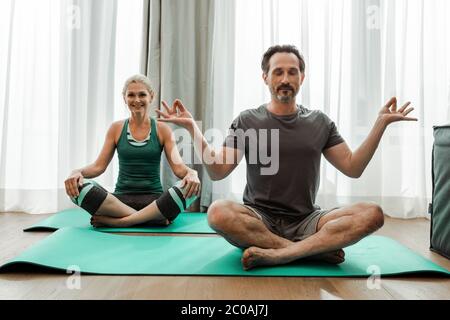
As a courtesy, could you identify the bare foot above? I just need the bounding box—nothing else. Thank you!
[306,249,346,265]
[241,248,346,270]
[90,215,124,228]
[144,218,170,227]
[241,247,286,271]
[90,215,170,228]
[90,216,103,228]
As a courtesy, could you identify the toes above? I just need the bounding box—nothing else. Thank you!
[315,250,345,264]
[90,216,104,228]
[241,248,254,270]
[337,249,345,259]
[241,249,250,263]
[335,250,345,264]
[242,262,252,271]
[327,256,339,263]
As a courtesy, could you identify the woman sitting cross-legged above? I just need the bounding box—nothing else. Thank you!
[64,74,200,228]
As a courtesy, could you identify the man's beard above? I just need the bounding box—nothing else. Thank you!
[277,94,293,104]
[271,85,297,104]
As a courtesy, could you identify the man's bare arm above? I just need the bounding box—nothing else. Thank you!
[324,97,417,178]
[156,99,244,181]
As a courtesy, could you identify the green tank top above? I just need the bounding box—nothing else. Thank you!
[115,117,164,195]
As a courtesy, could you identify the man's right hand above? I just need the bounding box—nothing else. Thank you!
[156,100,195,130]
[65,171,84,198]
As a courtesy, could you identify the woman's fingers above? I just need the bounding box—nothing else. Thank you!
[180,178,188,198]
[187,182,201,199]
[65,179,76,198]
[188,181,199,199]
[74,178,81,196]
[67,180,75,197]
[185,182,194,199]
[192,183,200,198]
[64,180,71,197]
[72,179,80,197]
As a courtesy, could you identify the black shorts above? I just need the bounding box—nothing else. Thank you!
[113,193,162,211]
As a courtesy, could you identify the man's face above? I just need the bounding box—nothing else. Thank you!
[263,52,305,104]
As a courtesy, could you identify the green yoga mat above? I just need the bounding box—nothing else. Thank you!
[23,208,214,234]
[2,227,449,277]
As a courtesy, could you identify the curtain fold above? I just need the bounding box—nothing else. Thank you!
[0,0,15,213]
[141,0,236,211]
[206,0,236,206]
[57,0,119,211]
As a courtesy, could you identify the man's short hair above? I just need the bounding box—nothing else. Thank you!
[261,45,306,74]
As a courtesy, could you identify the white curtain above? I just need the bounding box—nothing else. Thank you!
[141,0,236,210]
[2,0,449,218]
[207,0,237,204]
[0,0,143,214]
[232,0,450,218]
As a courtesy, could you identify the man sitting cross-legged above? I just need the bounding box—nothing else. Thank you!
[157,45,417,270]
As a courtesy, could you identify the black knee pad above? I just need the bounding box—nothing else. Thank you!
[155,183,197,221]
[71,180,108,215]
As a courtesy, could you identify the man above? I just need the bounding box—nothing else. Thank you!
[157,45,417,270]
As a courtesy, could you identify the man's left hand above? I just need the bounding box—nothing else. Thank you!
[379,97,418,125]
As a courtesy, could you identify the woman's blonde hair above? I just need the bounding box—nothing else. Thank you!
[122,74,154,96]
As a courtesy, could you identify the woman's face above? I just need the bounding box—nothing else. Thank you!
[124,82,154,117]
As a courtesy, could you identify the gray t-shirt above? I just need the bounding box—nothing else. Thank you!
[224,104,344,219]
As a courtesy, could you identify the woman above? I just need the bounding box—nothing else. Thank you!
[64,75,200,228]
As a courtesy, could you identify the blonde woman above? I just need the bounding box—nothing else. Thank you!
[64,75,200,228]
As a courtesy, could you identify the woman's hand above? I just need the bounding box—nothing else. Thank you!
[64,171,84,198]
[180,170,201,199]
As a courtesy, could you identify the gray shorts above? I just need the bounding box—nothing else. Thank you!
[244,205,337,242]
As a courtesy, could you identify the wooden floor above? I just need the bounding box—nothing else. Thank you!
[0,212,449,300]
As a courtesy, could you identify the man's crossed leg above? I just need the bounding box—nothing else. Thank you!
[207,200,384,270]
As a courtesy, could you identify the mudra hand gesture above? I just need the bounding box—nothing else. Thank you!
[156,99,195,129]
[379,97,418,125]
